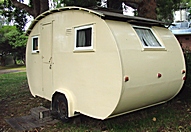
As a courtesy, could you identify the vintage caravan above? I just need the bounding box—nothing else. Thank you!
[26,7,186,121]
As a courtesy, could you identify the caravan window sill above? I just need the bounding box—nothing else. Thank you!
[142,47,167,51]
[32,50,40,54]
[73,49,95,53]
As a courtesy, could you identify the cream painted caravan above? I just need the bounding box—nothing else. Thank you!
[26,7,186,121]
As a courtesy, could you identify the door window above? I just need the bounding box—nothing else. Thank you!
[32,36,39,53]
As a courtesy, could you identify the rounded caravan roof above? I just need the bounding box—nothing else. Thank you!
[26,6,166,36]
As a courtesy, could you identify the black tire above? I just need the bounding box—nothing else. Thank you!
[52,94,69,122]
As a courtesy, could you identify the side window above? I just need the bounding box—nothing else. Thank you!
[133,26,164,48]
[74,25,93,51]
[32,36,39,53]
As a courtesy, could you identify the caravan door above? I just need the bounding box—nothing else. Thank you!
[41,22,53,98]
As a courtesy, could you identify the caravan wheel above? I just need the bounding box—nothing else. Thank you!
[52,94,69,122]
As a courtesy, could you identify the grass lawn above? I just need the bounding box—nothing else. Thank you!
[0,72,27,100]
[1,67,191,131]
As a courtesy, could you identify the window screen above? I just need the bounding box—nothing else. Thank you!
[134,27,161,47]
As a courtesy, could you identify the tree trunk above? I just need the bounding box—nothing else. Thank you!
[107,0,122,10]
[11,0,35,16]
[137,0,157,19]
[11,0,50,18]
[0,56,6,66]
[123,0,157,19]
[40,0,49,14]
[32,0,40,17]
[13,56,17,65]
[107,0,157,20]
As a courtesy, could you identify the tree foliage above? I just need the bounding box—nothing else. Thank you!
[1,0,188,27]
[0,26,13,56]
[0,0,7,27]
[0,26,27,65]
[180,0,191,8]
[1,0,28,31]
[156,0,182,23]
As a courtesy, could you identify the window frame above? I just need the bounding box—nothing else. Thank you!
[74,25,94,51]
[133,26,165,50]
[32,36,39,53]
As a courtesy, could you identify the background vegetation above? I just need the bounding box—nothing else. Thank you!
[0,26,27,66]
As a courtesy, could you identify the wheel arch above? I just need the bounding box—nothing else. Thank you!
[52,89,75,117]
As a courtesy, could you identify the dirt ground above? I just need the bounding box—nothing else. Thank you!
[0,81,51,132]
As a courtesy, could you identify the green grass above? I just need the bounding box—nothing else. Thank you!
[0,72,27,100]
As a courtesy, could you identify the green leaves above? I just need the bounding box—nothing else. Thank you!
[156,0,182,23]
[0,26,27,65]
[1,0,28,31]
[3,26,27,48]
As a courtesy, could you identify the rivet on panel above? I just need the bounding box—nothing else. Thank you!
[157,73,162,78]
[124,76,129,82]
